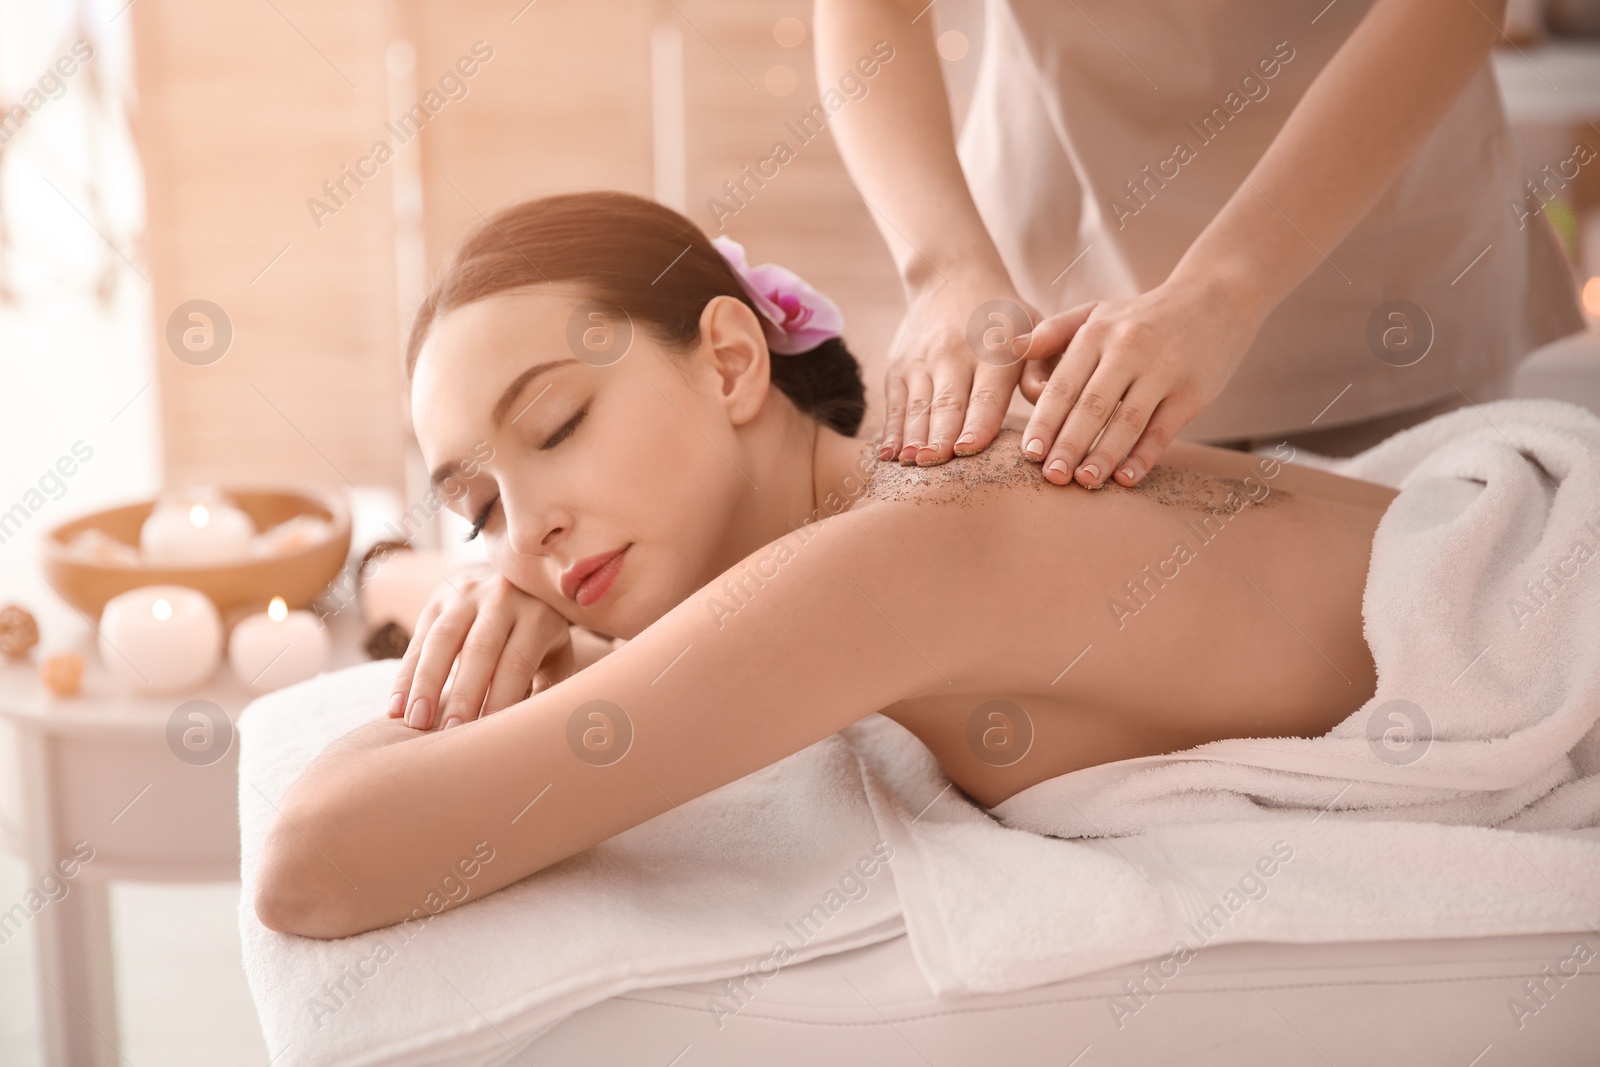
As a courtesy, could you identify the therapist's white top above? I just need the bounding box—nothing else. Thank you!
[957,0,1586,442]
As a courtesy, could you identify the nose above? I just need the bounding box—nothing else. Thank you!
[500,484,570,559]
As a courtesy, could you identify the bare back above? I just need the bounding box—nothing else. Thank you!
[845,421,1398,808]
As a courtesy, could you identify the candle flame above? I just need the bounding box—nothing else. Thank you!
[268,596,288,622]
[151,598,173,622]
[189,504,211,529]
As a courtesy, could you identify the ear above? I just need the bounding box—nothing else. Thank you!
[694,294,772,427]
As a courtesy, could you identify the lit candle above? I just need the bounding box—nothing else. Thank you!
[228,596,329,693]
[140,492,256,566]
[98,585,223,694]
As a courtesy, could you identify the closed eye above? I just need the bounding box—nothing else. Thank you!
[463,405,588,542]
[465,500,494,542]
[540,405,586,451]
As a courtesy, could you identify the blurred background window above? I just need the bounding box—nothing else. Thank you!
[0,0,156,599]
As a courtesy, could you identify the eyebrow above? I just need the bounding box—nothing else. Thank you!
[427,359,579,490]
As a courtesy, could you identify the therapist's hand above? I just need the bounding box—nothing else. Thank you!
[1013,277,1265,488]
[878,272,1043,465]
[386,562,576,732]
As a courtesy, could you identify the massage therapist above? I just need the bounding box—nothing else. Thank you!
[814,0,1585,485]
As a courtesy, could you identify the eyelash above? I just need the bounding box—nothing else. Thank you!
[463,405,588,542]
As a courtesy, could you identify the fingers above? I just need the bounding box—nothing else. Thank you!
[1019,326,1100,471]
[1015,303,1095,440]
[878,369,909,461]
[1013,303,1096,365]
[897,371,934,463]
[435,610,515,729]
[526,640,576,701]
[917,360,979,464]
[481,614,562,716]
[1019,359,1052,406]
[1063,380,1168,489]
[1040,361,1135,487]
[386,563,498,723]
[386,600,442,720]
[881,288,1052,467]
[480,656,535,720]
[1110,396,1194,486]
[536,612,578,685]
[1010,290,1227,487]
[400,598,478,730]
[954,361,1023,457]
[385,569,584,731]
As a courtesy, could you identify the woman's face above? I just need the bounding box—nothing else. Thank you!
[410,285,763,639]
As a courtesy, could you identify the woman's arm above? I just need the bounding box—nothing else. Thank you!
[1017,0,1513,493]
[813,0,1037,465]
[254,502,961,939]
[1167,0,1511,315]
[813,0,1006,296]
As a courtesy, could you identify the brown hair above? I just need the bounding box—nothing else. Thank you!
[405,190,866,437]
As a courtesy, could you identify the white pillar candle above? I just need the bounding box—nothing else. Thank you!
[140,496,256,566]
[229,596,329,693]
[98,585,223,695]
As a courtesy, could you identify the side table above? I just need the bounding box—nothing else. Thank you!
[0,603,373,1067]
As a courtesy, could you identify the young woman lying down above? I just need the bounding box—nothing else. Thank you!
[254,191,1398,939]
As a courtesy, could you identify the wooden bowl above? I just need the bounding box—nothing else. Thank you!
[41,487,352,620]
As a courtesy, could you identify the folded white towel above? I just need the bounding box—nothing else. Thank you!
[850,710,1600,995]
[238,397,1600,1059]
[237,660,904,1067]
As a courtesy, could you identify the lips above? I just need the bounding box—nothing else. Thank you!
[561,545,630,606]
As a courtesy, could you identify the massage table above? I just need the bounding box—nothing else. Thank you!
[517,922,1600,1065]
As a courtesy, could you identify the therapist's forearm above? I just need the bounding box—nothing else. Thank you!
[1170,0,1509,319]
[813,0,1009,294]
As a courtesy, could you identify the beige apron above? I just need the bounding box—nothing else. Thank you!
[957,0,1586,442]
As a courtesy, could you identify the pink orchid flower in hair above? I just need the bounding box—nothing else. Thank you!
[711,236,846,355]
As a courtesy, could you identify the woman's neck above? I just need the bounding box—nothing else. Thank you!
[810,421,879,522]
[721,411,877,571]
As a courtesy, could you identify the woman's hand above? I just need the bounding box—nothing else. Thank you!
[878,271,1044,466]
[1013,275,1266,489]
[385,562,575,731]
